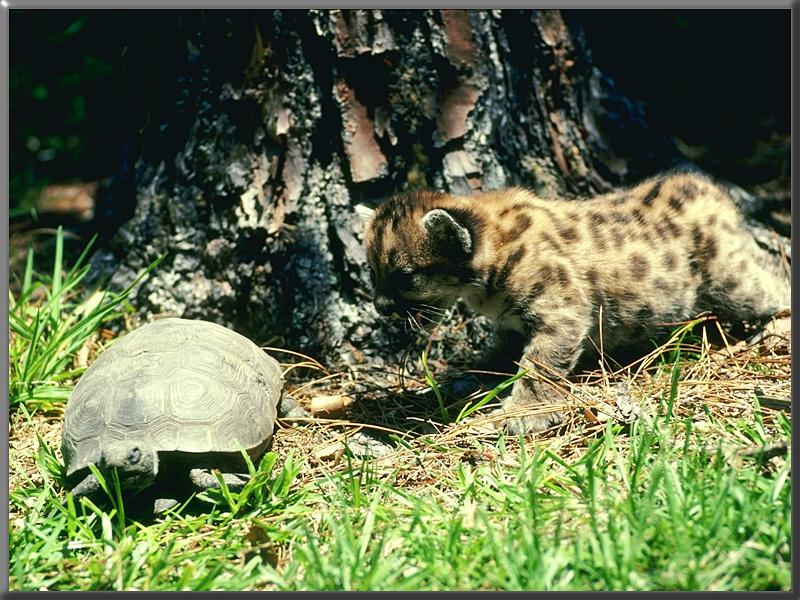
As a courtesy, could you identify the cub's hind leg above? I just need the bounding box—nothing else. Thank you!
[700,226,790,321]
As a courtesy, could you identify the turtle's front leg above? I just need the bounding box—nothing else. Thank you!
[188,468,250,491]
[154,498,180,513]
[278,392,310,419]
[69,472,102,500]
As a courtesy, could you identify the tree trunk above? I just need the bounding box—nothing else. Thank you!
[90,9,683,365]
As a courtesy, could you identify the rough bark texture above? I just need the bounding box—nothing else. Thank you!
[91,9,686,365]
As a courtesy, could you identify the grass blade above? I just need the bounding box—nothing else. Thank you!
[22,246,34,295]
[456,369,527,422]
[420,350,448,421]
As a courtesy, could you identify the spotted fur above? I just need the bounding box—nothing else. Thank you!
[364,172,790,434]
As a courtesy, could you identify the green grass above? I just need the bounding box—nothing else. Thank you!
[8,232,791,591]
[8,226,161,411]
[10,403,791,591]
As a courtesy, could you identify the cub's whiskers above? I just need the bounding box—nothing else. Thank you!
[406,310,423,332]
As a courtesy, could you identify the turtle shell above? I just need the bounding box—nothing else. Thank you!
[61,318,283,478]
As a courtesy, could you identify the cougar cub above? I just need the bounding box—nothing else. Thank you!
[364,172,790,434]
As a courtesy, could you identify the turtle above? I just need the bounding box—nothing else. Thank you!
[61,317,307,512]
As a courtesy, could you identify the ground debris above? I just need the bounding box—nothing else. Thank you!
[310,394,354,417]
[584,380,643,425]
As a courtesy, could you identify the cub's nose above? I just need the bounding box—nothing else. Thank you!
[374,295,398,316]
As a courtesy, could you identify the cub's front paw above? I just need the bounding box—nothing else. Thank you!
[491,405,565,436]
[490,382,565,435]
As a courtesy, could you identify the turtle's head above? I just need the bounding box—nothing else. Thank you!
[100,441,159,492]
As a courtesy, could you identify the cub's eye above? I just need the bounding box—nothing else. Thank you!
[388,270,413,287]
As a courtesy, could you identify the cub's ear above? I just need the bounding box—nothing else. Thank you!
[354,203,375,223]
[421,209,473,256]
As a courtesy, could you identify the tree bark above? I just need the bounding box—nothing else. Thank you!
[90,9,683,365]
